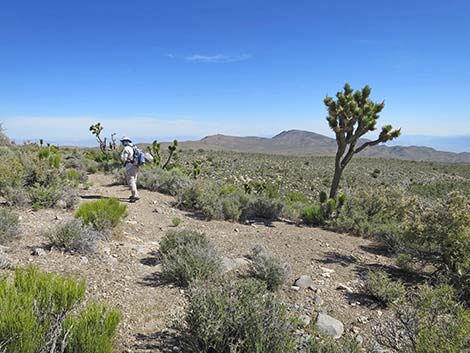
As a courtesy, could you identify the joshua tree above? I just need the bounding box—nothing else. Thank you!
[162,140,178,169]
[147,140,162,167]
[89,122,118,152]
[324,83,401,198]
[89,123,107,152]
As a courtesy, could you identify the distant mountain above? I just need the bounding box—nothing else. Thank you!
[177,130,470,163]
[386,135,470,153]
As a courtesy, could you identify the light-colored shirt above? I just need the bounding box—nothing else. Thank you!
[121,145,134,163]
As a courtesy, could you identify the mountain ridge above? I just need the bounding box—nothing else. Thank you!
[176,129,470,163]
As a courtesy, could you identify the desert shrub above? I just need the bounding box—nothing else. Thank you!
[58,187,81,209]
[363,270,406,306]
[307,334,361,353]
[159,230,222,286]
[243,180,280,199]
[248,245,291,291]
[66,168,88,186]
[171,217,182,227]
[2,185,31,207]
[301,204,325,226]
[241,196,284,220]
[0,208,20,244]
[64,303,121,353]
[409,180,470,199]
[183,279,294,353]
[179,180,224,220]
[47,219,106,253]
[329,189,413,251]
[75,198,127,231]
[373,284,470,353]
[0,124,10,146]
[0,266,120,353]
[221,195,242,221]
[399,192,470,302]
[0,152,25,189]
[281,191,310,221]
[29,183,63,209]
[137,167,192,196]
[220,187,250,221]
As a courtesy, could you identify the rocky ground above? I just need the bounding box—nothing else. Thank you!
[0,174,399,352]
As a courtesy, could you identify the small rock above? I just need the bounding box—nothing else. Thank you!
[377,310,383,318]
[355,334,364,346]
[80,256,89,265]
[234,228,240,233]
[315,313,344,339]
[291,286,300,291]
[154,264,163,272]
[320,267,335,274]
[314,295,323,306]
[321,272,331,278]
[298,314,311,327]
[337,283,354,293]
[55,214,63,220]
[357,316,369,324]
[351,326,360,334]
[56,200,67,209]
[32,248,46,257]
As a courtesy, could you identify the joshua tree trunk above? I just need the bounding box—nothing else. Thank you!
[330,158,344,199]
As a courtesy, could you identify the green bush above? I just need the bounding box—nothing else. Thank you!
[307,334,360,353]
[159,230,222,286]
[301,204,325,226]
[399,192,470,302]
[248,245,291,291]
[136,167,192,196]
[363,270,406,306]
[171,217,182,227]
[373,284,470,353]
[179,180,224,220]
[241,196,284,220]
[183,279,294,353]
[47,219,106,253]
[29,183,63,209]
[328,189,412,251]
[0,266,120,353]
[0,208,20,244]
[75,198,127,231]
[2,185,31,207]
[64,303,121,353]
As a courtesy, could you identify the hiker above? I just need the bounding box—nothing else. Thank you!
[120,136,140,202]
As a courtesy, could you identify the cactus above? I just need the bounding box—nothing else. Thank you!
[324,83,400,198]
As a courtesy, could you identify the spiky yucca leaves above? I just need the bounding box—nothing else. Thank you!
[324,83,401,198]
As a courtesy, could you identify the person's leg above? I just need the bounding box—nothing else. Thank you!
[128,165,139,200]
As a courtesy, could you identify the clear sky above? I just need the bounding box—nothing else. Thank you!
[1,0,469,146]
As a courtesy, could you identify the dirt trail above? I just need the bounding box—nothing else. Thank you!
[3,174,394,352]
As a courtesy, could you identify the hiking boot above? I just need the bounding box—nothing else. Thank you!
[129,196,140,203]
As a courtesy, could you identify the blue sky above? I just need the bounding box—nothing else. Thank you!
[1,0,469,149]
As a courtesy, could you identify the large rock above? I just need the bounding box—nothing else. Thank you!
[315,313,344,339]
[294,275,318,290]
